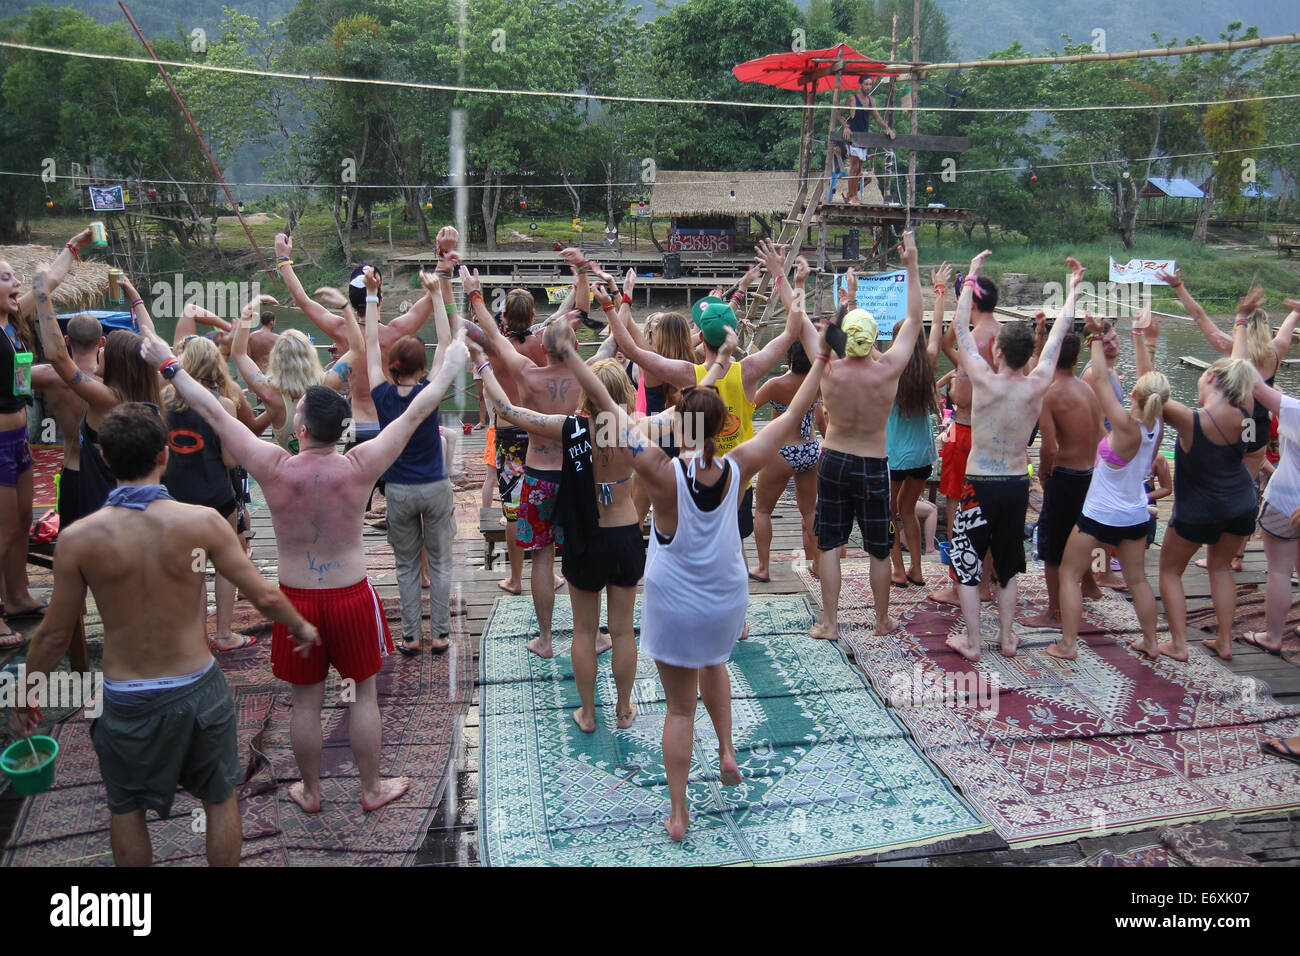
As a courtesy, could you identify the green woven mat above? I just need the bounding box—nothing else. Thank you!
[479,594,988,866]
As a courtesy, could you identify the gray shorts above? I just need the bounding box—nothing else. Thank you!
[90,661,239,818]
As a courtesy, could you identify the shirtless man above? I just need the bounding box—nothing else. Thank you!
[140,327,469,813]
[933,272,1004,605]
[249,310,279,371]
[30,314,103,671]
[461,266,579,659]
[809,230,923,640]
[945,253,1079,661]
[9,403,317,866]
[1022,330,1105,627]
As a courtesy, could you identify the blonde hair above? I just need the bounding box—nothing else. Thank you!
[267,329,324,401]
[580,358,635,420]
[1208,357,1254,407]
[1134,370,1170,428]
[169,336,243,413]
[1244,309,1274,368]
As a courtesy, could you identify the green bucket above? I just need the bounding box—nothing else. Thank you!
[1,735,59,796]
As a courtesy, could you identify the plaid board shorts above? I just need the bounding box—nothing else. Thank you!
[814,449,892,557]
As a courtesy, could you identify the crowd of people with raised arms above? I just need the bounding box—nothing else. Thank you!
[3,220,1300,859]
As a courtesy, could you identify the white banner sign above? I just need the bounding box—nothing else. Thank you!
[1109,257,1175,285]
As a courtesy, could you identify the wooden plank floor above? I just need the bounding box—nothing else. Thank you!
[409,431,1300,867]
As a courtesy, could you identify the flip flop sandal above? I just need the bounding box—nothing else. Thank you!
[211,634,257,653]
[1260,738,1300,765]
[891,580,909,589]
[5,604,47,621]
[398,638,422,657]
[1237,632,1283,656]
[747,571,771,583]
[430,634,451,655]
[906,575,925,587]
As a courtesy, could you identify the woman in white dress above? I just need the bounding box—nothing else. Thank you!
[556,303,828,841]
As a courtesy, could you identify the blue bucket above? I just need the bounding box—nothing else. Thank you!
[938,541,951,565]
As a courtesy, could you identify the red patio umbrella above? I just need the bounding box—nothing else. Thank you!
[732,42,897,92]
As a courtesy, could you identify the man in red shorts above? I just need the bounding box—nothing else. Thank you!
[143,329,469,814]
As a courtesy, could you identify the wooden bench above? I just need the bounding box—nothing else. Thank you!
[1278,229,1300,257]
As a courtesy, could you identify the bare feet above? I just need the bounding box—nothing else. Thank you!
[1044,642,1077,661]
[874,615,899,636]
[361,776,410,812]
[739,622,749,641]
[497,578,521,595]
[1020,608,1061,629]
[931,584,960,606]
[1201,637,1232,660]
[809,620,840,641]
[1081,580,1104,599]
[1000,634,1019,657]
[616,701,637,730]
[524,636,554,659]
[719,748,742,786]
[594,633,613,655]
[554,575,565,590]
[288,781,321,814]
[572,707,596,733]
[945,633,980,662]
[1157,641,1189,662]
[665,809,689,841]
[1134,640,1160,661]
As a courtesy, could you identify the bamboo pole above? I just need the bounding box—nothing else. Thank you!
[905,0,920,224]
[891,33,1300,73]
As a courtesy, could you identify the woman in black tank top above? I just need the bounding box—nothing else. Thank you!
[1156,352,1257,664]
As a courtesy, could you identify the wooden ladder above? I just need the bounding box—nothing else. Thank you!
[742,176,825,334]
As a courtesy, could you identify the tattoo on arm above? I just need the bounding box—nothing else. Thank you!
[69,370,85,386]
[333,361,352,383]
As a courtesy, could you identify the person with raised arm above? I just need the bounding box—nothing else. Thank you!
[361,266,457,655]
[1020,315,1106,629]
[0,231,93,638]
[932,266,1004,606]
[461,265,578,658]
[605,239,808,580]
[944,253,1077,662]
[1161,267,1300,573]
[551,310,829,841]
[1048,308,1168,661]
[9,403,318,866]
[887,261,950,589]
[139,324,468,814]
[1238,301,1300,655]
[1155,290,1262,661]
[809,231,923,641]
[474,308,661,733]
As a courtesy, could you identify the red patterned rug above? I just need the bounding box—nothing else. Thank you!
[798,561,1300,848]
[30,444,62,510]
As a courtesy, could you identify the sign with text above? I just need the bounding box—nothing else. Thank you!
[668,229,734,253]
[1109,257,1176,285]
[837,269,909,341]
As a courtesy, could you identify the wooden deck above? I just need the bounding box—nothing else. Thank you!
[411,431,1300,867]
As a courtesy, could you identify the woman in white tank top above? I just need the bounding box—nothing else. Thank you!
[1051,310,1167,661]
[554,301,829,842]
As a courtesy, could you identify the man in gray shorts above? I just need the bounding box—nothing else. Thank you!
[9,403,318,866]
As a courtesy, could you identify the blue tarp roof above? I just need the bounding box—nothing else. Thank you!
[1242,184,1273,198]
[1147,177,1204,199]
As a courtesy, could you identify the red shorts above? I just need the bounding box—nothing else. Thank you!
[271,579,394,685]
[939,422,972,499]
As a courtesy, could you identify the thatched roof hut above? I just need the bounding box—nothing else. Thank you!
[648,171,803,218]
[0,244,109,310]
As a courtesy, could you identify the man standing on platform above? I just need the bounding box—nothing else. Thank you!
[836,86,895,204]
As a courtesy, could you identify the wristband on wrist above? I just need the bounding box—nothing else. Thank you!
[1084,334,1101,345]
[1168,280,1183,289]
[621,293,632,306]
[933,283,947,296]
[816,352,832,364]
[1235,317,1249,327]
[130,298,144,309]
[276,257,293,267]
[66,241,80,260]
[474,361,490,376]
[365,295,380,304]
[469,290,484,302]
[601,302,616,312]
[159,358,180,380]
[445,301,458,314]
